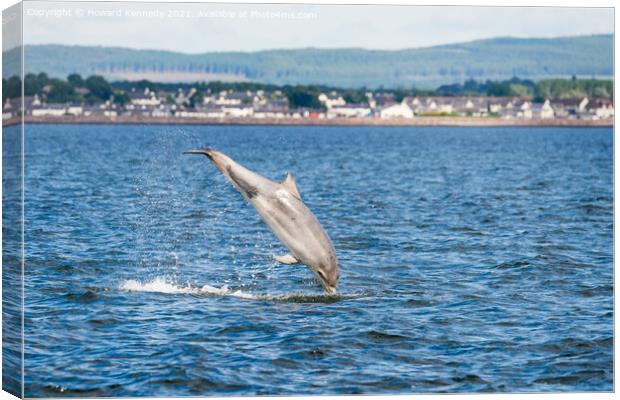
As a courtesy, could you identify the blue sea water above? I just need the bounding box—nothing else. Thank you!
[7,124,614,395]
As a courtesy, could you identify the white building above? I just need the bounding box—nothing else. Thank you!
[223,106,254,118]
[488,98,517,114]
[177,106,226,118]
[253,108,289,119]
[551,97,589,118]
[594,105,614,119]
[318,92,346,109]
[518,101,533,119]
[129,88,160,107]
[403,97,455,115]
[576,97,589,112]
[379,102,414,119]
[587,99,614,119]
[210,91,254,106]
[327,104,371,118]
[32,106,66,117]
[537,99,555,119]
[66,106,84,116]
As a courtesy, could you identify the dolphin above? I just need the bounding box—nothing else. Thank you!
[184,148,340,294]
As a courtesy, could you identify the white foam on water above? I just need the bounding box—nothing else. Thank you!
[119,277,197,294]
[199,283,256,299]
[119,277,259,298]
[119,276,367,303]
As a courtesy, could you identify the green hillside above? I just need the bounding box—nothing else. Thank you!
[3,34,612,88]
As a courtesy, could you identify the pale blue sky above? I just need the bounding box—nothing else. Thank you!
[22,1,614,52]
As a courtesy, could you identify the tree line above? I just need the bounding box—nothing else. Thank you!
[2,73,613,109]
[3,73,123,105]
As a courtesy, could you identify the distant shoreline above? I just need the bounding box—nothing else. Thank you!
[2,115,613,128]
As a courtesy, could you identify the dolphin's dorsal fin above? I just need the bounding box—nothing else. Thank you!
[281,172,302,200]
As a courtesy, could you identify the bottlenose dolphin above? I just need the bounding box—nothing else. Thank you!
[184,148,340,294]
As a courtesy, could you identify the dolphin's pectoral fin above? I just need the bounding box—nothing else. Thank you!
[274,254,300,265]
[281,172,302,200]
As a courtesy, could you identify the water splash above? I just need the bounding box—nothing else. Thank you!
[119,277,195,294]
[119,277,367,303]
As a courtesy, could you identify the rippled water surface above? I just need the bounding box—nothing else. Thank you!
[15,124,613,395]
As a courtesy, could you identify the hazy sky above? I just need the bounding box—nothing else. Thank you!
[21,1,614,53]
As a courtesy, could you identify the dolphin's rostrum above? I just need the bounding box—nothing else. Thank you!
[184,148,340,294]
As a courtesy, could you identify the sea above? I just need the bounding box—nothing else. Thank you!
[2,124,613,396]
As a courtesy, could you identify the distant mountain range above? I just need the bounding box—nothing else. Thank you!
[3,34,613,89]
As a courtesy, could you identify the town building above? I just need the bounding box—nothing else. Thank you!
[318,92,346,109]
[378,102,414,119]
[327,104,371,118]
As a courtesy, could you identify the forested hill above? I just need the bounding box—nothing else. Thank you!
[4,34,612,88]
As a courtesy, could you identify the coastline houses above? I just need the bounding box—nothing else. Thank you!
[128,88,160,107]
[532,100,555,119]
[205,90,256,106]
[253,98,291,119]
[3,82,613,123]
[587,98,614,119]
[176,106,225,119]
[403,97,455,115]
[551,97,589,118]
[549,97,614,120]
[4,95,43,117]
[368,92,396,110]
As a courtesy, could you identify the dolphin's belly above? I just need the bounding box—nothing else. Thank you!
[251,190,334,266]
